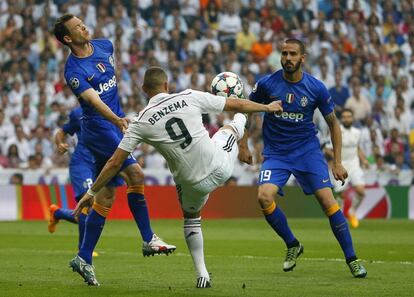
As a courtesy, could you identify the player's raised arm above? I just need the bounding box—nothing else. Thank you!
[79,88,129,133]
[324,111,348,184]
[224,98,283,114]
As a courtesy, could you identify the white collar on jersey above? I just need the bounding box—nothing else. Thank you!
[149,92,169,103]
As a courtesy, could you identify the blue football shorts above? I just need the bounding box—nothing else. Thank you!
[69,159,94,202]
[258,148,332,196]
[82,119,136,187]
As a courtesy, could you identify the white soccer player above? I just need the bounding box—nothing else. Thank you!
[329,108,369,228]
[74,66,283,288]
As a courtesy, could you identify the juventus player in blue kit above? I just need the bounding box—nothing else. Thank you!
[247,39,367,277]
[48,107,95,257]
[53,14,175,286]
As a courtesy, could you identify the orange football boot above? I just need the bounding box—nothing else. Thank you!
[348,213,359,228]
[48,204,60,233]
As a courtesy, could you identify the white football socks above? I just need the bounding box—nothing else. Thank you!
[184,217,209,279]
[227,113,246,140]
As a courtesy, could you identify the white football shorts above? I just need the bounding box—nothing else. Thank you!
[176,128,239,213]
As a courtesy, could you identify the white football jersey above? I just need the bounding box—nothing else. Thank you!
[341,125,362,167]
[119,89,226,184]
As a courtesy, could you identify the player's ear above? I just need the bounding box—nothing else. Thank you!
[301,53,306,63]
[141,83,147,94]
[63,35,72,44]
[164,82,169,92]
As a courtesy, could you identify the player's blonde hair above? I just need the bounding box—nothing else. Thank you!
[143,67,168,90]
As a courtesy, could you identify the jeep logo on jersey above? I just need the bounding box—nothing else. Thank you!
[96,63,106,73]
[286,93,294,103]
[96,75,117,95]
[300,96,308,107]
[274,111,304,122]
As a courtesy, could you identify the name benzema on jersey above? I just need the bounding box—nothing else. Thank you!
[148,100,189,125]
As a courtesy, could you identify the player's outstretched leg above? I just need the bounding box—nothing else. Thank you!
[226,113,247,140]
[69,255,100,286]
[126,185,176,256]
[183,216,211,288]
[325,203,367,278]
[123,167,176,256]
[48,204,77,233]
[142,234,176,257]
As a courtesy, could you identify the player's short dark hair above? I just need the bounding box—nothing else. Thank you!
[143,67,168,90]
[341,108,354,116]
[53,13,75,45]
[284,38,306,54]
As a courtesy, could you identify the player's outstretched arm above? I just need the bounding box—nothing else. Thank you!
[224,98,283,114]
[73,147,130,217]
[54,128,69,154]
[324,111,348,184]
[80,88,129,133]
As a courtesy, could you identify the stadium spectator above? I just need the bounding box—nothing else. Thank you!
[251,29,272,62]
[344,79,372,123]
[384,128,405,157]
[5,124,30,162]
[296,0,314,24]
[9,172,23,184]
[218,3,241,50]
[329,70,349,113]
[202,0,220,30]
[236,20,256,59]
[7,144,21,168]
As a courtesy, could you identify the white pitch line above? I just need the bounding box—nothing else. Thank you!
[1,248,413,266]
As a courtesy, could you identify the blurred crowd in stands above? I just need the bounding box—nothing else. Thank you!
[1,0,414,185]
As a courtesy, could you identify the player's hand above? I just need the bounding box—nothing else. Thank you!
[238,146,253,165]
[332,162,348,186]
[361,159,370,169]
[116,117,129,133]
[267,100,283,114]
[56,143,69,154]
[73,193,95,219]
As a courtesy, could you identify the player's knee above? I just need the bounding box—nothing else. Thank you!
[257,189,275,208]
[96,194,115,208]
[125,164,145,185]
[182,209,200,218]
[181,203,202,215]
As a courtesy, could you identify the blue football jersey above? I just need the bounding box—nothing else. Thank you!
[62,107,95,199]
[62,107,94,165]
[249,70,334,156]
[64,39,124,121]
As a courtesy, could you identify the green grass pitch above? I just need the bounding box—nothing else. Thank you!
[0,219,413,297]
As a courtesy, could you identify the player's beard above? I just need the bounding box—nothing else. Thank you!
[343,121,352,128]
[281,60,302,74]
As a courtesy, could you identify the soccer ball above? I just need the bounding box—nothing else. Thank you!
[211,72,244,98]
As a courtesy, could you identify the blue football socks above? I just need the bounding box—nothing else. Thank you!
[127,191,154,243]
[263,202,298,248]
[54,208,77,224]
